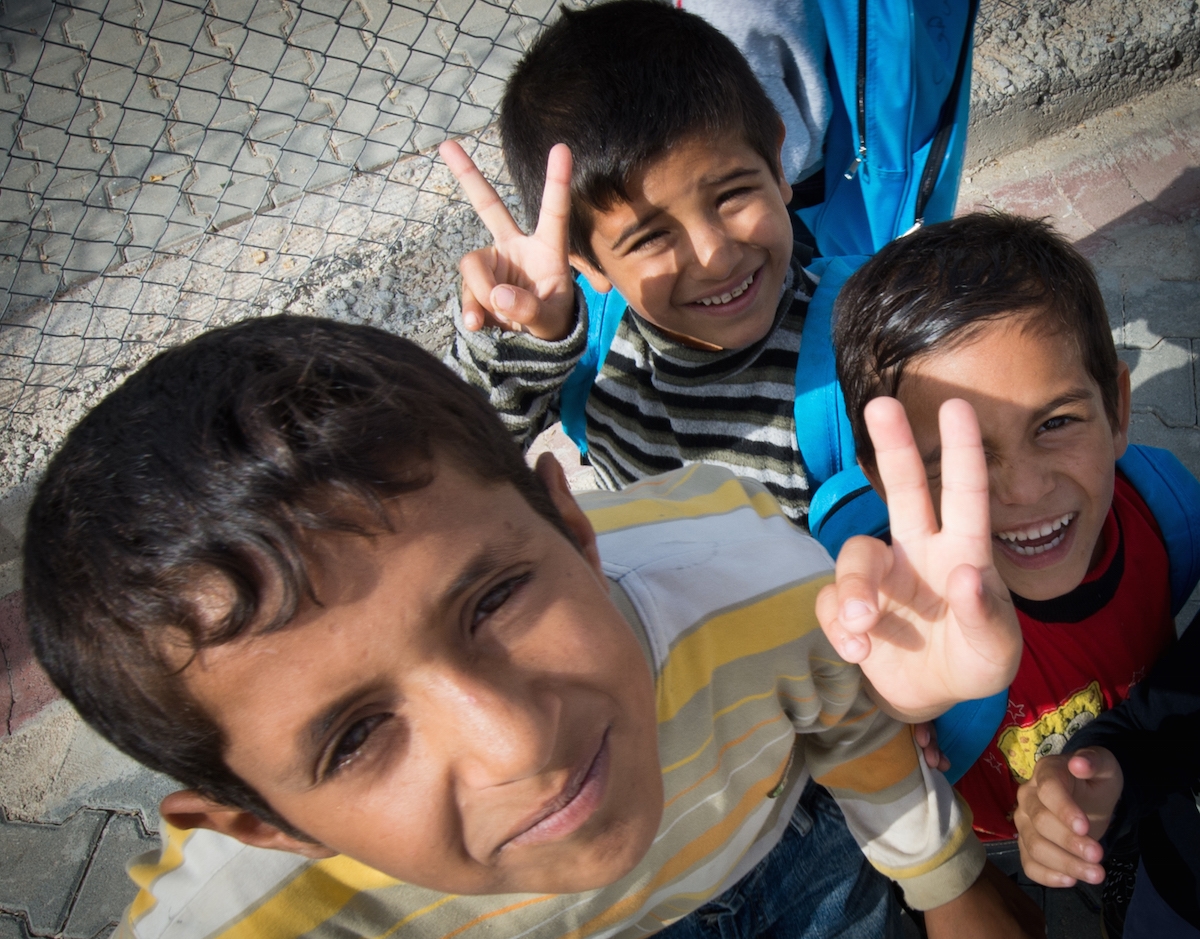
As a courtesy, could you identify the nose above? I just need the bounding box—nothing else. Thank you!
[687,219,737,280]
[424,662,560,789]
[991,454,1055,507]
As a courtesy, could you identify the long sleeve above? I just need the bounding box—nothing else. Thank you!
[1065,618,1200,817]
[443,290,588,449]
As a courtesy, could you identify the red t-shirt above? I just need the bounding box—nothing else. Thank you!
[955,474,1177,841]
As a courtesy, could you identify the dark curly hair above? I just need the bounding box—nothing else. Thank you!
[24,315,570,833]
[834,212,1120,470]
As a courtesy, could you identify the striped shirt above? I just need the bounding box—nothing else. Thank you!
[118,466,983,939]
[446,250,818,524]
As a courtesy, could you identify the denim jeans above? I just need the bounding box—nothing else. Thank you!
[657,779,900,939]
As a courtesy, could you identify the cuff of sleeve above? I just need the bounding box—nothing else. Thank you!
[892,825,986,911]
[452,285,589,361]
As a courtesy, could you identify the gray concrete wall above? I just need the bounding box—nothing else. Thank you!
[968,0,1200,167]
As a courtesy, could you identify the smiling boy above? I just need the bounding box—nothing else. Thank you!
[24,316,1037,939]
[443,0,825,524]
[831,212,1180,851]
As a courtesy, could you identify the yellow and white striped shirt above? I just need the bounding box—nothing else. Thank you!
[119,465,983,939]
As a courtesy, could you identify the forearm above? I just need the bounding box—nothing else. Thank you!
[924,861,1045,939]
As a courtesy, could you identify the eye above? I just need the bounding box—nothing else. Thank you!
[325,713,390,778]
[629,229,668,253]
[717,186,754,207]
[471,573,532,630]
[1038,414,1076,434]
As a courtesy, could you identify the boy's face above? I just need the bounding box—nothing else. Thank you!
[174,461,663,895]
[884,315,1130,602]
[572,134,794,351]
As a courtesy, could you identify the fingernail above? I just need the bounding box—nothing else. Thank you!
[465,312,480,330]
[842,600,873,623]
[493,285,515,311]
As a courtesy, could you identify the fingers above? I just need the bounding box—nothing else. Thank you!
[439,139,522,243]
[1019,833,1105,888]
[944,562,1021,695]
[534,144,573,256]
[936,399,991,560]
[864,397,937,543]
[816,582,870,663]
[817,534,894,662]
[914,722,950,771]
[1016,756,1108,887]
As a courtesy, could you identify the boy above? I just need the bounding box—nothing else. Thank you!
[24,316,1033,938]
[1014,610,1200,938]
[442,0,827,525]
[830,213,1180,855]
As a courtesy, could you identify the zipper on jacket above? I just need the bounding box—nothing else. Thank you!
[844,0,868,179]
[907,0,980,231]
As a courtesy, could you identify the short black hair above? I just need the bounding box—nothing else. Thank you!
[500,0,782,266]
[834,212,1121,469]
[24,315,570,832]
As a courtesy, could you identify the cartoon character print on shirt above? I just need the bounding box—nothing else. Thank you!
[997,681,1103,782]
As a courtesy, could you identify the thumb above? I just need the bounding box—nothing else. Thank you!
[489,284,538,329]
[1067,748,1117,782]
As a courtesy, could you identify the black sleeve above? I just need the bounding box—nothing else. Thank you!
[1064,612,1200,817]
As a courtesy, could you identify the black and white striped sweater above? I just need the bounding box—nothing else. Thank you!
[445,249,819,526]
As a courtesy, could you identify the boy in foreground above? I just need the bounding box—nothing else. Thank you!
[443,0,838,526]
[830,212,1182,925]
[26,316,1037,938]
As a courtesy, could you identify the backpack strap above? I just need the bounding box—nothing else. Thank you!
[808,464,888,558]
[559,275,628,455]
[1116,443,1200,617]
[794,255,869,485]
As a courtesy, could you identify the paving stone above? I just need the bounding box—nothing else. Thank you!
[1123,279,1200,346]
[1129,412,1200,486]
[0,912,31,939]
[1122,329,1198,422]
[64,814,158,939]
[0,810,106,934]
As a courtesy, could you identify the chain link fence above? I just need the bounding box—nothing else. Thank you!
[0,0,1095,500]
[0,0,592,493]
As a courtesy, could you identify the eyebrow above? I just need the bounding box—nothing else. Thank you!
[1030,388,1095,422]
[610,165,763,252]
[296,530,532,780]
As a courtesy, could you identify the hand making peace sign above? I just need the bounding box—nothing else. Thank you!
[439,140,578,341]
[816,397,1022,722]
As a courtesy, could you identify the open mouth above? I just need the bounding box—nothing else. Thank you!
[503,729,610,850]
[694,270,756,306]
[994,513,1076,557]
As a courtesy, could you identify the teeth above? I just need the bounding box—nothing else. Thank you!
[697,273,754,306]
[995,513,1074,553]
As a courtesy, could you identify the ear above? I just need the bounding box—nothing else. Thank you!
[568,254,612,295]
[534,452,602,575]
[1111,359,1131,459]
[858,457,886,502]
[160,790,337,859]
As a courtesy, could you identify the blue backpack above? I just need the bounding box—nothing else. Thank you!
[561,0,980,501]
[932,443,1200,783]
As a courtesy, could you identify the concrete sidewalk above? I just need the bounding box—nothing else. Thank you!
[2,70,1199,939]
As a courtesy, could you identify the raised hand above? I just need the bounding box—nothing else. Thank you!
[815,396,1021,721]
[439,139,577,341]
[1015,749,1123,888]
